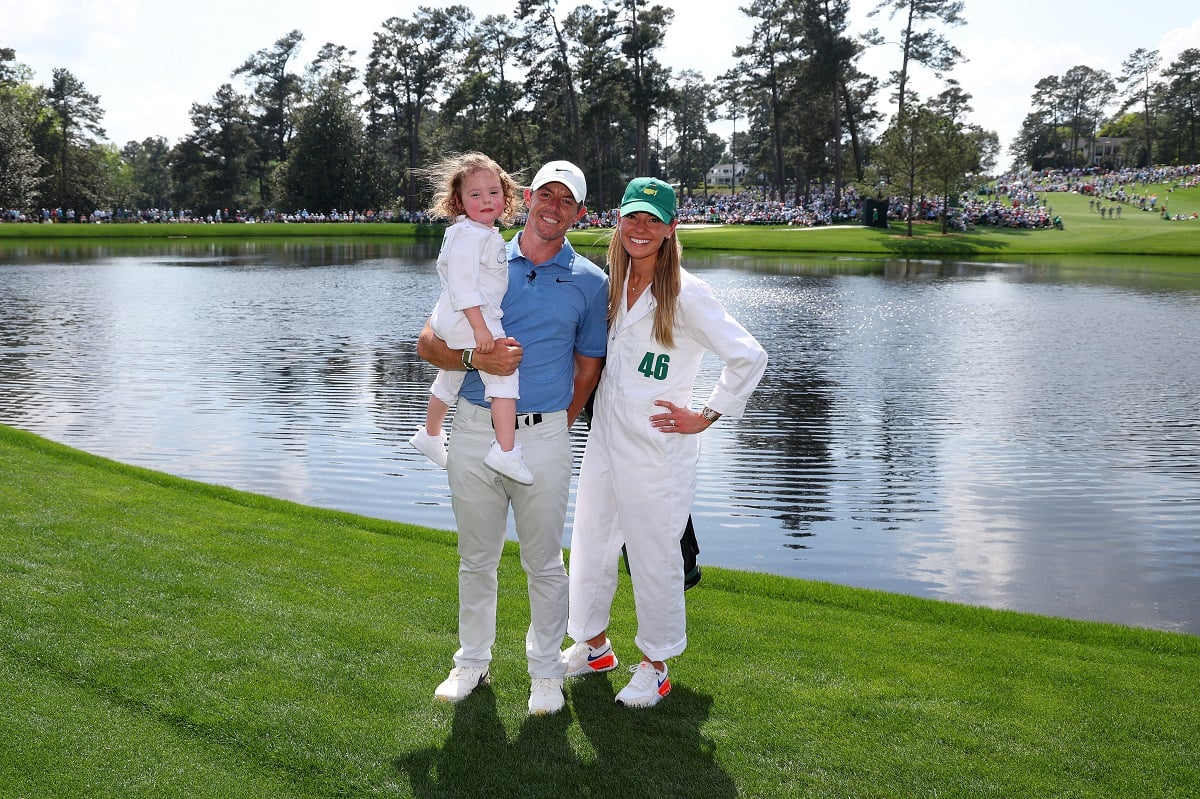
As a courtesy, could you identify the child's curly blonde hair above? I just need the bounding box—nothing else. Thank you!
[421,152,523,226]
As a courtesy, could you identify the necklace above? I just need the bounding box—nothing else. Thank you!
[628,276,652,294]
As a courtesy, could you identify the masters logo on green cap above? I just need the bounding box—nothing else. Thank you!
[620,177,677,223]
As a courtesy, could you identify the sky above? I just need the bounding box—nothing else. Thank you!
[4,1,1199,170]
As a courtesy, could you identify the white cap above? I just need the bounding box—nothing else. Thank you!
[530,160,587,203]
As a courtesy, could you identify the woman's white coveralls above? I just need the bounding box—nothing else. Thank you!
[568,268,767,662]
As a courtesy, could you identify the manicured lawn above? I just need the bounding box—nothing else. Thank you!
[2,424,1197,798]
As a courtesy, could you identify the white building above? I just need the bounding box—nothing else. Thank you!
[706,162,748,187]
[1084,136,1128,166]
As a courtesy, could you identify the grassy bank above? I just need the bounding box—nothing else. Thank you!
[2,423,1197,798]
[4,182,1198,262]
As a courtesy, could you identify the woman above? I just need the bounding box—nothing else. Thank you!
[563,177,768,708]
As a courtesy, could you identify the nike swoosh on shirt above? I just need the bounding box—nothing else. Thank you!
[555,277,573,283]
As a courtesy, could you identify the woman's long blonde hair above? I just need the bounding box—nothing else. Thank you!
[605,223,683,348]
[419,152,523,226]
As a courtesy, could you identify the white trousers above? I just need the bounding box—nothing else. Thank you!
[567,391,696,662]
[430,367,519,407]
[446,401,571,678]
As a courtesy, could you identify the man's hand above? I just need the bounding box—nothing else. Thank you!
[416,320,522,375]
[473,337,522,376]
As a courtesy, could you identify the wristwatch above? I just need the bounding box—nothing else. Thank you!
[462,348,476,370]
[700,406,721,423]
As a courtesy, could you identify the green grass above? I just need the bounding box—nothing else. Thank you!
[4,181,1199,262]
[2,423,1198,798]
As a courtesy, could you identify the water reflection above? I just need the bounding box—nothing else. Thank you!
[1,240,1198,634]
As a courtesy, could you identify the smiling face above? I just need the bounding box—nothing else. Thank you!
[523,182,586,246]
[618,210,678,265]
[459,168,505,226]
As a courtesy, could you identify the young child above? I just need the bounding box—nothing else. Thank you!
[409,152,533,484]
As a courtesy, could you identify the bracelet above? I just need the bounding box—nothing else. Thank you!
[462,348,476,370]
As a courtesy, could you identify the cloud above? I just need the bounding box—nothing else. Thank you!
[1159,17,1200,63]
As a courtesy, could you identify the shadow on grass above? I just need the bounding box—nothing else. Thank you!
[569,674,737,798]
[395,676,736,798]
[878,226,1028,255]
[395,686,581,798]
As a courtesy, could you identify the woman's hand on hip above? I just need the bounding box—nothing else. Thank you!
[651,400,710,434]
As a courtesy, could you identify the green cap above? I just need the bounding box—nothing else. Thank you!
[620,177,676,223]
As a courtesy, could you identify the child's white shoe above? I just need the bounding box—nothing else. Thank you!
[483,441,534,484]
[409,428,448,468]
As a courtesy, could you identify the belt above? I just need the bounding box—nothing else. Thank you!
[491,412,544,429]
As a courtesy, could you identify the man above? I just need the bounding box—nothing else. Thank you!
[416,160,608,715]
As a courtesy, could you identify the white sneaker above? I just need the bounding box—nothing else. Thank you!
[409,428,448,468]
[483,441,534,484]
[614,661,670,708]
[528,677,565,715]
[434,666,489,702]
[563,640,619,678]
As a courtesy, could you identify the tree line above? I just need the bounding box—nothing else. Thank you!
[1,0,1194,228]
[1011,48,1200,171]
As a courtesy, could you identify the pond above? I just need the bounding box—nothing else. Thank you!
[2,238,1198,634]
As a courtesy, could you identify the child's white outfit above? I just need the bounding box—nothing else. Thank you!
[429,216,518,403]
[414,215,527,481]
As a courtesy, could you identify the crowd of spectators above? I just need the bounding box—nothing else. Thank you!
[579,183,1059,231]
[3,187,868,230]
[261,208,431,224]
[1,207,234,224]
[568,186,865,229]
[7,163,1197,229]
[954,199,1054,229]
[1,206,432,225]
[1001,164,1200,222]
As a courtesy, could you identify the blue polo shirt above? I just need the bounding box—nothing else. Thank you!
[459,232,608,413]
